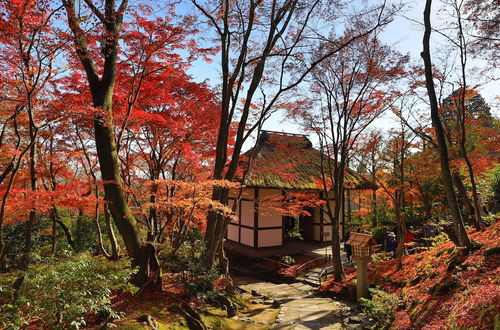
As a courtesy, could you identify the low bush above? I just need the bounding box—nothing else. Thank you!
[360,287,399,329]
[371,227,388,245]
[0,254,136,329]
[159,236,219,299]
[281,255,295,265]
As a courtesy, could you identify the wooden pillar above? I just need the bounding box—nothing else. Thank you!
[282,189,286,246]
[254,187,259,248]
[355,257,370,300]
[238,198,242,244]
[319,191,324,242]
[341,189,345,240]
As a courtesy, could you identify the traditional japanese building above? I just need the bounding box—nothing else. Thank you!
[226,130,375,249]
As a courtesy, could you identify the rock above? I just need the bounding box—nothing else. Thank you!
[341,310,351,316]
[137,314,158,330]
[251,290,260,296]
[349,315,363,323]
[239,316,255,323]
[272,300,281,308]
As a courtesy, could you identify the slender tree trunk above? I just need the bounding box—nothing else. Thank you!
[395,190,405,269]
[62,0,160,287]
[53,207,75,250]
[51,208,57,255]
[371,152,377,228]
[328,164,346,282]
[453,171,473,218]
[462,151,484,230]
[21,138,37,270]
[346,189,352,225]
[104,205,120,261]
[421,0,472,249]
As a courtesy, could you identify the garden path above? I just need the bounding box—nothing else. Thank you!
[234,275,373,330]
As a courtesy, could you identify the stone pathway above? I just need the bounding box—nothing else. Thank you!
[300,267,324,287]
[234,276,374,329]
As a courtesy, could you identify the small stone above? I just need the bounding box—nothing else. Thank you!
[239,316,255,323]
[349,315,363,323]
[341,310,351,316]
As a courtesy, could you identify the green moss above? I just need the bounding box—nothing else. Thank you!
[201,307,270,330]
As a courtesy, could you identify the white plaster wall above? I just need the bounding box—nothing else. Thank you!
[259,206,282,227]
[314,224,321,241]
[240,227,254,247]
[258,229,282,247]
[257,188,282,227]
[240,200,255,227]
[228,187,255,199]
[259,188,281,198]
[323,200,336,224]
[228,199,240,223]
[323,224,333,242]
[227,224,239,242]
[313,206,321,224]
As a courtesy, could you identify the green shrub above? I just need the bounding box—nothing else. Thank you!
[0,254,136,329]
[281,255,295,265]
[430,232,450,247]
[371,227,388,245]
[360,287,399,329]
[159,236,219,299]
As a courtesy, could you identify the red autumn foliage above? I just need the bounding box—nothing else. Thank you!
[321,222,500,329]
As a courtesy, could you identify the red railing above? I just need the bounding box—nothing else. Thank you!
[261,257,290,271]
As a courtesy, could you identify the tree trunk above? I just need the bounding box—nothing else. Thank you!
[461,152,485,231]
[421,0,472,249]
[62,0,159,287]
[395,190,405,270]
[453,171,473,220]
[51,209,57,255]
[104,205,120,261]
[371,153,377,227]
[21,140,37,270]
[328,165,345,282]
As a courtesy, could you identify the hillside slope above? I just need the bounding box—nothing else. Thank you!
[323,222,499,329]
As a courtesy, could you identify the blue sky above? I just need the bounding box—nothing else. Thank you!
[183,0,499,141]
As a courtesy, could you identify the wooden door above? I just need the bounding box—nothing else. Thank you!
[300,208,315,241]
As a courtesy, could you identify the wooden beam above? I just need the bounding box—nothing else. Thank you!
[254,187,259,248]
[319,191,324,242]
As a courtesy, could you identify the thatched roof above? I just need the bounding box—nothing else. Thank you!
[242,131,376,191]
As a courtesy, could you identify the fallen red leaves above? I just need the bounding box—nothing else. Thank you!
[321,222,500,329]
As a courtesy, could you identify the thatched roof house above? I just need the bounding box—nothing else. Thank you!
[226,131,375,249]
[242,130,376,191]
